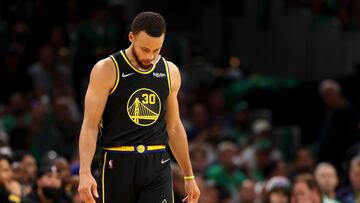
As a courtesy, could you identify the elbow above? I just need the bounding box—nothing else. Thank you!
[80,120,100,134]
[167,125,176,138]
[167,120,183,139]
[167,122,180,138]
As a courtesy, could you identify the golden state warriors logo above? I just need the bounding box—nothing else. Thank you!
[127,88,161,126]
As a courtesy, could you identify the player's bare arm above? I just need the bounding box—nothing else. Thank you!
[78,58,116,203]
[166,61,200,203]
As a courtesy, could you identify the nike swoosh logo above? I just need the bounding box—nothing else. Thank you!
[122,72,135,78]
[161,158,170,164]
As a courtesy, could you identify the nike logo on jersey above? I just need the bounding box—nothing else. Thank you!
[122,72,135,78]
[161,158,170,164]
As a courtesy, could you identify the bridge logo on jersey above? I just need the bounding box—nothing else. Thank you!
[127,88,161,126]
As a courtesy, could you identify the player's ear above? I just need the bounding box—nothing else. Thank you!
[129,32,135,43]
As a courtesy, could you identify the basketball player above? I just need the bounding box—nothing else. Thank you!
[78,11,200,203]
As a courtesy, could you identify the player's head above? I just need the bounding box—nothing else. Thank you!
[129,11,166,68]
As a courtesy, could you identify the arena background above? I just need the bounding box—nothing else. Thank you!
[0,0,360,202]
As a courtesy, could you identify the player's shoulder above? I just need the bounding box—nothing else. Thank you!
[163,59,181,91]
[164,59,177,69]
[90,57,116,86]
[94,57,114,70]
[163,59,180,77]
[91,57,116,75]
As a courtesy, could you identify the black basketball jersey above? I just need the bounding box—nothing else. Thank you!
[99,50,171,147]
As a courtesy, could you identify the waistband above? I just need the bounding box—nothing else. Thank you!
[103,145,166,154]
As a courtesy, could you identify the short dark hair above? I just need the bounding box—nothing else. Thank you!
[0,154,10,163]
[293,173,319,191]
[131,11,166,37]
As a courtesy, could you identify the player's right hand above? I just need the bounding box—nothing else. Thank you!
[78,173,99,203]
[183,179,200,203]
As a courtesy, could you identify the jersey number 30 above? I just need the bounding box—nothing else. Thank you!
[141,93,156,104]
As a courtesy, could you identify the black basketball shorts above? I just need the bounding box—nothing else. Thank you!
[97,145,173,203]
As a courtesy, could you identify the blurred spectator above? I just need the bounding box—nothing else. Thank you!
[289,148,316,179]
[240,118,273,171]
[252,118,272,140]
[253,139,279,181]
[51,96,80,159]
[337,156,360,203]
[0,121,10,156]
[19,153,37,195]
[314,162,340,203]
[53,157,72,202]
[218,184,233,203]
[224,101,252,146]
[48,26,71,66]
[29,101,65,163]
[291,174,321,203]
[318,79,359,173]
[53,157,71,187]
[189,143,213,175]
[187,103,210,140]
[206,141,247,190]
[0,155,22,203]
[2,92,31,134]
[0,46,32,101]
[237,179,256,203]
[268,160,288,178]
[208,89,226,123]
[226,56,243,80]
[206,122,227,147]
[68,175,81,203]
[6,21,34,70]
[199,181,220,203]
[64,0,81,52]
[242,137,282,181]
[73,2,122,101]
[265,176,291,203]
[27,44,71,96]
[23,164,67,203]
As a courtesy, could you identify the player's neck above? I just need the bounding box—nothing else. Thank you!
[124,47,151,72]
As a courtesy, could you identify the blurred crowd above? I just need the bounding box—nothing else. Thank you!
[0,0,360,203]
[285,0,360,31]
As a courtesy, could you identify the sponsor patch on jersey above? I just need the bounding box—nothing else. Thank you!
[153,72,166,78]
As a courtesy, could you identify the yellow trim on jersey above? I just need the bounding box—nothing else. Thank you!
[120,50,157,74]
[98,117,103,134]
[102,152,108,203]
[109,55,120,95]
[172,187,174,203]
[163,58,172,94]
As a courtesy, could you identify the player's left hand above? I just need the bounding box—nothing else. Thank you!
[182,179,200,203]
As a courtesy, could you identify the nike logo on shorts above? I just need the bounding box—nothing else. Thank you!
[161,158,170,164]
